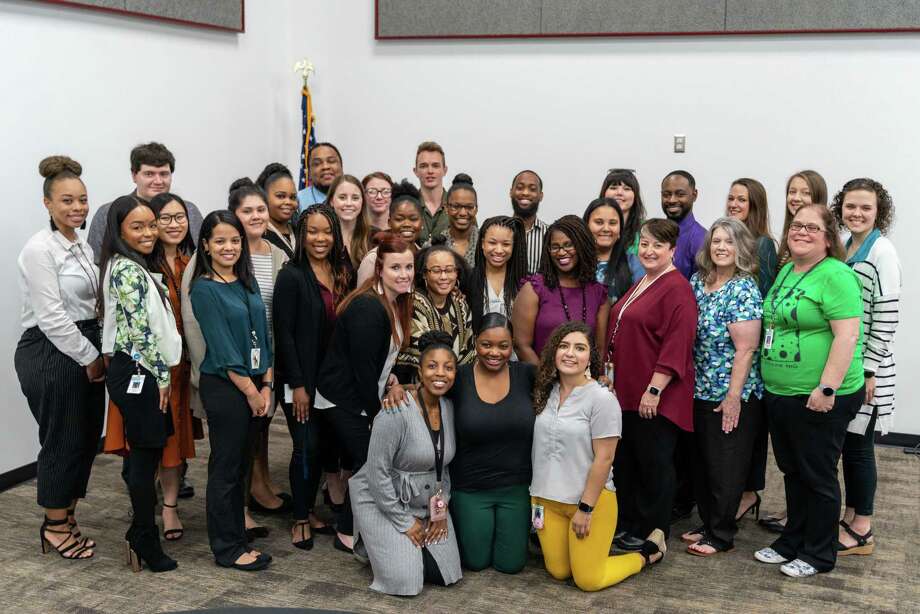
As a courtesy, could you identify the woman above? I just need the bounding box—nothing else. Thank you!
[257,162,299,259]
[448,314,535,573]
[512,215,609,366]
[531,321,666,591]
[599,169,645,254]
[582,197,643,302]
[776,170,827,266]
[326,174,371,269]
[754,204,864,578]
[725,178,777,296]
[467,215,527,334]
[682,218,763,556]
[228,179,290,533]
[831,179,900,556]
[356,180,424,285]
[351,331,462,596]
[104,192,197,542]
[16,156,105,560]
[394,244,475,382]
[363,171,393,233]
[100,195,182,572]
[274,203,355,549]
[190,210,274,571]
[428,174,479,267]
[603,219,697,549]
[313,234,415,553]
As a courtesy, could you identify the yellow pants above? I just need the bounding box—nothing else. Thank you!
[533,490,644,592]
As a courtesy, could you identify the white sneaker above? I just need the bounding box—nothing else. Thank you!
[780,559,819,578]
[754,547,789,564]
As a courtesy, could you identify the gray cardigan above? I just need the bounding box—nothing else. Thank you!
[349,394,462,596]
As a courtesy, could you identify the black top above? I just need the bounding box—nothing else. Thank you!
[448,361,536,491]
[315,293,393,415]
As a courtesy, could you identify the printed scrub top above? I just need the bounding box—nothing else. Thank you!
[760,258,864,396]
[691,274,764,402]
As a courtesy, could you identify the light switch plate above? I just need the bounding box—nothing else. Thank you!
[674,134,686,153]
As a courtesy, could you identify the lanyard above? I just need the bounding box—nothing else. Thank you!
[234,284,260,349]
[767,258,825,328]
[419,397,445,487]
[607,265,672,360]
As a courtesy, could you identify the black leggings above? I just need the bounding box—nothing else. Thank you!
[125,447,162,534]
[325,406,372,536]
[422,547,446,586]
[842,409,878,516]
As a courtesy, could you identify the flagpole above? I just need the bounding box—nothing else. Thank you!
[294,58,316,191]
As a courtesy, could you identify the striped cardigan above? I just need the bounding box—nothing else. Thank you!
[846,233,901,435]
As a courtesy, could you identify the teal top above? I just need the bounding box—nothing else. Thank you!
[190,277,272,379]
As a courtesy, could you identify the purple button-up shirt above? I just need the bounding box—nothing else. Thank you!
[674,212,707,279]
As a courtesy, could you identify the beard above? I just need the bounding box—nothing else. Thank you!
[663,203,691,222]
[511,197,540,219]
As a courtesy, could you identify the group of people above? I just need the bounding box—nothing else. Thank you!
[16,138,900,595]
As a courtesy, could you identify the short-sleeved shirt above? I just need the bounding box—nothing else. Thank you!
[761,258,864,396]
[525,274,608,355]
[530,381,621,504]
[691,274,764,402]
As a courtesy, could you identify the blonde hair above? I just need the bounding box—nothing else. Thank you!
[695,217,758,284]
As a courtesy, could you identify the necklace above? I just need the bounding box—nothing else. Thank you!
[557,282,587,323]
[607,264,674,359]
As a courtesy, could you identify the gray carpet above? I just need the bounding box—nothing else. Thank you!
[1,415,918,614]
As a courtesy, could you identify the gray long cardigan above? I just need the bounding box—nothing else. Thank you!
[349,395,462,596]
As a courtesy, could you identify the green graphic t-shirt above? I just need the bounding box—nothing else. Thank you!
[761,258,864,396]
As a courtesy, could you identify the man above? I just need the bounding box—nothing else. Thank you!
[87,142,203,262]
[660,170,706,279]
[510,169,548,275]
[413,141,450,245]
[297,142,343,210]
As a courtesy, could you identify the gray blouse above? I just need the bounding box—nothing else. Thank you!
[530,380,621,504]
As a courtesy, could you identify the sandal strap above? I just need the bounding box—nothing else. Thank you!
[163,503,178,509]
[44,516,69,527]
[842,523,872,546]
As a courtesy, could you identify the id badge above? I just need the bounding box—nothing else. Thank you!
[127,374,145,395]
[531,503,545,530]
[250,347,261,370]
[764,327,774,350]
[284,384,294,404]
[429,491,447,522]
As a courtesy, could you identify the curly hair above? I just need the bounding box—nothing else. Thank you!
[830,177,894,236]
[538,215,597,289]
[532,321,603,414]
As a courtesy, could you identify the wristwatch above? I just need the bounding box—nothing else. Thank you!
[262,381,274,391]
[647,385,661,396]
[820,384,835,397]
[577,501,594,514]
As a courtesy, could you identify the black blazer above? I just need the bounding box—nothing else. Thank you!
[272,261,328,395]
[315,293,393,415]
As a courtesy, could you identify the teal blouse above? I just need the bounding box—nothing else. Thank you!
[190,277,272,379]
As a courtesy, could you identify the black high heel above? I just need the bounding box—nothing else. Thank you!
[40,517,94,560]
[162,503,184,541]
[66,507,95,548]
[125,526,177,573]
[736,492,762,522]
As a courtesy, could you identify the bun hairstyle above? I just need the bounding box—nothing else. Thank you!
[418,330,456,362]
[256,162,294,191]
[447,172,476,200]
[390,179,423,216]
[39,155,83,198]
[228,177,266,212]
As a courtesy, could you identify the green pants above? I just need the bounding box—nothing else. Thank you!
[449,484,531,573]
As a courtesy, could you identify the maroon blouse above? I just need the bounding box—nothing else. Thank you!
[605,270,697,432]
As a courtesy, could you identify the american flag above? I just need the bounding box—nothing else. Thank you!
[298,83,316,190]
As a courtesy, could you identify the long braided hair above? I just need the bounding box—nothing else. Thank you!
[537,215,597,289]
[294,203,354,305]
[469,216,526,329]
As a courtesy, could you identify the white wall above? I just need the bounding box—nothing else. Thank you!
[292,2,920,434]
[0,0,305,474]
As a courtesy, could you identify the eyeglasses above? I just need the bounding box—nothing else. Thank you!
[366,188,392,198]
[549,243,576,254]
[158,213,187,225]
[446,203,476,214]
[789,222,823,235]
[426,266,458,276]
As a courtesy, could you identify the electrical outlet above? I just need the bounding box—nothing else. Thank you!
[674,134,686,153]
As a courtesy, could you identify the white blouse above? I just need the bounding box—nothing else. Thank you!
[18,228,100,365]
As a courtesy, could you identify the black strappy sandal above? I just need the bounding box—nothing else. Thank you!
[66,507,95,548]
[680,525,706,545]
[837,520,875,556]
[162,503,184,541]
[40,517,94,560]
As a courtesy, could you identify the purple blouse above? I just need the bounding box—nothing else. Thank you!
[525,274,608,355]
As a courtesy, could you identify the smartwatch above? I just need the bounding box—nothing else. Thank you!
[577,501,594,514]
[647,386,661,396]
[820,385,835,397]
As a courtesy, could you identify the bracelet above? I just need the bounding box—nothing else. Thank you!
[577,501,594,514]
[864,370,875,379]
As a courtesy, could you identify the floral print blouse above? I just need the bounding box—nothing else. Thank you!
[691,273,764,402]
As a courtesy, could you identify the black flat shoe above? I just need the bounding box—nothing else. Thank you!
[614,534,646,551]
[333,535,353,553]
[219,555,270,571]
[245,526,270,542]
[293,522,314,551]
[311,523,336,536]
[758,516,786,534]
[177,477,195,499]
[249,495,292,515]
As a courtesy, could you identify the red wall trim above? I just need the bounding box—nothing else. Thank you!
[35,0,245,34]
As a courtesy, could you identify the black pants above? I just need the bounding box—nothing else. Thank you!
[692,397,762,548]
[766,388,863,572]
[125,447,162,536]
[325,406,372,536]
[842,408,878,516]
[614,412,680,539]
[745,408,769,492]
[673,430,696,512]
[14,323,105,509]
[281,402,324,521]
[243,415,270,507]
[200,373,261,566]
